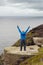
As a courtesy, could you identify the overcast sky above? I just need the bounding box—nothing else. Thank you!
[0,0,43,16]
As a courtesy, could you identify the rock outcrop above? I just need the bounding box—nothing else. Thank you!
[33,37,43,46]
[4,45,39,65]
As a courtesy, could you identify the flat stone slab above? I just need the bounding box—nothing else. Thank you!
[4,45,39,55]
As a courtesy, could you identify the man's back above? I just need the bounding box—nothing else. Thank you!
[17,25,30,40]
[20,31,26,40]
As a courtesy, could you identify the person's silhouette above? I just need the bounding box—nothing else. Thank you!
[17,25,30,51]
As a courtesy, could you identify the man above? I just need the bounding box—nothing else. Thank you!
[17,25,30,51]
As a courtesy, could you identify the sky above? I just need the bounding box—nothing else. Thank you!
[0,0,43,16]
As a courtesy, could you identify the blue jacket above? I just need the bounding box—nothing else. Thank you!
[17,26,30,40]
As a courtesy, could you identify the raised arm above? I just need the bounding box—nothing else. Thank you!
[17,25,21,33]
[25,26,30,33]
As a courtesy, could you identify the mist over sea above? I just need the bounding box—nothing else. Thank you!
[0,16,43,54]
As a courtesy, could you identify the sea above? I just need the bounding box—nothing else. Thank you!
[0,16,43,54]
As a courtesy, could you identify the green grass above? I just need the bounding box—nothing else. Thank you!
[38,47,43,52]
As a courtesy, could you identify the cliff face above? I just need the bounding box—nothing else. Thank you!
[13,24,43,46]
[20,47,43,65]
[31,24,43,37]
[4,46,39,65]
[4,53,32,65]
[3,24,43,65]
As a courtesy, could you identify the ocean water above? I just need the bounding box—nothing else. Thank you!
[0,17,43,54]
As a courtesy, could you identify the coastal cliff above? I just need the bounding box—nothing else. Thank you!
[13,24,43,46]
[0,24,43,65]
[4,45,39,65]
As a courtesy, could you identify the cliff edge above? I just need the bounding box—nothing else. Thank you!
[3,45,39,65]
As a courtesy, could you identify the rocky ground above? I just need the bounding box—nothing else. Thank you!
[3,45,39,65]
[4,45,39,55]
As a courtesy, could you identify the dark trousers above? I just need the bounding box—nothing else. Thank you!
[20,40,26,51]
